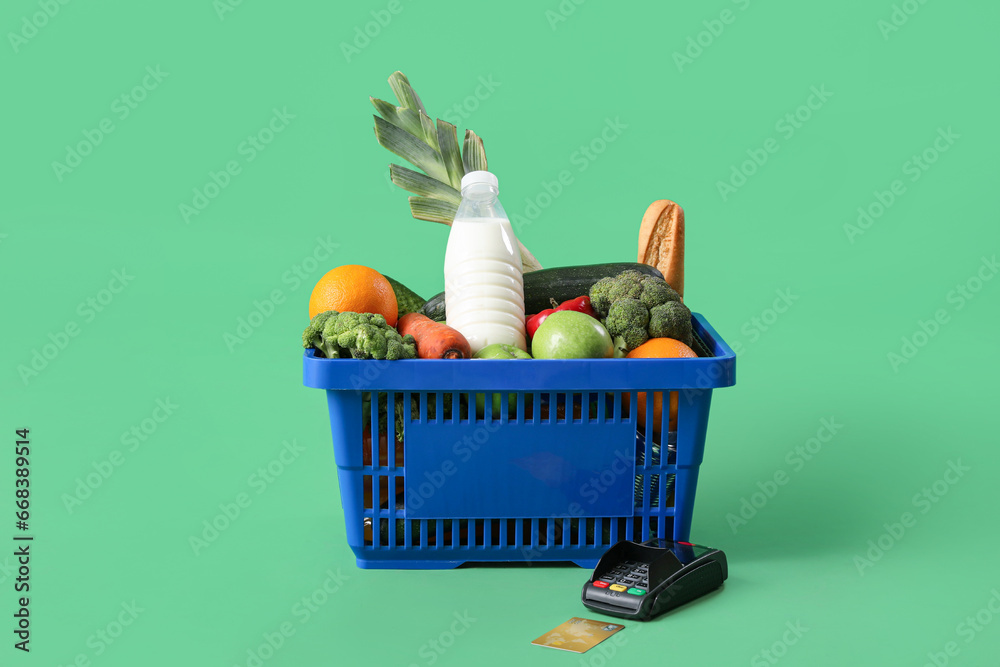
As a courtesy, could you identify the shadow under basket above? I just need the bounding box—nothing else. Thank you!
[303,313,736,569]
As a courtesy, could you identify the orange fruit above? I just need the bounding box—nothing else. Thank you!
[308,264,398,326]
[626,338,697,434]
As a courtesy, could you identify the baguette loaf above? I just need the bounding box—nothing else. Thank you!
[638,199,685,299]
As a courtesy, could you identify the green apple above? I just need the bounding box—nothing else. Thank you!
[474,343,532,360]
[475,391,518,416]
[472,344,529,414]
[531,310,614,359]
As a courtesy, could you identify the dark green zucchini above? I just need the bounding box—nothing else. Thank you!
[522,263,664,314]
[383,275,427,318]
[421,291,448,322]
[420,263,664,321]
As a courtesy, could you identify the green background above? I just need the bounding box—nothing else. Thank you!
[2,0,998,665]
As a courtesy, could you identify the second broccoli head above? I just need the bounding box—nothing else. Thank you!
[589,270,693,354]
[303,310,416,360]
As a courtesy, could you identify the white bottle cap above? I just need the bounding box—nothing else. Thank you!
[461,170,499,192]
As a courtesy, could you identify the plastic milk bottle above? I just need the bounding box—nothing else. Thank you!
[443,170,527,353]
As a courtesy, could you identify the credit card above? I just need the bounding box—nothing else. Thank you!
[531,617,624,653]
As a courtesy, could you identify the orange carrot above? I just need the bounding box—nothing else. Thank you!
[397,313,471,359]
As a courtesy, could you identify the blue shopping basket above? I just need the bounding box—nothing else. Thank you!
[303,313,735,569]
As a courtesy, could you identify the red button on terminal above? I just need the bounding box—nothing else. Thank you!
[593,581,610,588]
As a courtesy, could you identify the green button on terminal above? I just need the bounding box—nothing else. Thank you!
[627,587,645,595]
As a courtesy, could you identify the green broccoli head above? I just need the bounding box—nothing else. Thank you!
[331,311,369,333]
[340,323,386,359]
[303,310,416,360]
[303,310,337,347]
[648,301,693,347]
[589,270,647,316]
[639,278,682,310]
[603,298,650,352]
[589,269,693,354]
[302,310,344,358]
[386,334,416,361]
